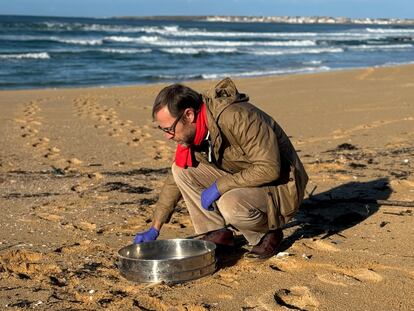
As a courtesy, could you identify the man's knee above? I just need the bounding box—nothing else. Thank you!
[218,191,251,220]
[218,189,267,228]
[217,192,238,220]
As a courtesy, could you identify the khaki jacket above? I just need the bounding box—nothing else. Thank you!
[153,78,308,229]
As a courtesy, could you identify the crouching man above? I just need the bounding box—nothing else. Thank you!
[133,78,308,259]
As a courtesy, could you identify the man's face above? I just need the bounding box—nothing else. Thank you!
[155,106,196,147]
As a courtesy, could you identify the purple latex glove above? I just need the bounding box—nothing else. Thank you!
[201,182,221,211]
[133,227,159,244]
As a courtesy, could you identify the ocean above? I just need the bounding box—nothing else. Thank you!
[0,15,413,89]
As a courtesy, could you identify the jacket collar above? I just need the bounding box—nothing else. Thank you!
[202,77,249,162]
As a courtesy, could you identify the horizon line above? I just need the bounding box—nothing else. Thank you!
[1,13,413,21]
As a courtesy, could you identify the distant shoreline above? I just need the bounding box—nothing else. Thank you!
[0,14,413,25]
[114,15,414,25]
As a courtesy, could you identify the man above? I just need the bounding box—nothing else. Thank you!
[134,78,308,259]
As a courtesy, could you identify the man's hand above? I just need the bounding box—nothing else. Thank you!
[201,182,221,211]
[133,227,159,244]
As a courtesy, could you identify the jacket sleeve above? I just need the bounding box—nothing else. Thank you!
[152,173,182,224]
[215,106,281,194]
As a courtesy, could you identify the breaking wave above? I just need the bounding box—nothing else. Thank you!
[0,52,51,60]
[160,47,238,54]
[104,35,316,47]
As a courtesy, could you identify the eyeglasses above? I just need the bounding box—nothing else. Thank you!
[157,111,185,135]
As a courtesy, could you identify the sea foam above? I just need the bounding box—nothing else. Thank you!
[0,52,51,60]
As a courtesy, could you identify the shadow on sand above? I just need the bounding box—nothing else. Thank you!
[217,177,392,268]
[281,177,392,250]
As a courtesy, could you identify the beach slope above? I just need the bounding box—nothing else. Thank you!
[1,65,413,310]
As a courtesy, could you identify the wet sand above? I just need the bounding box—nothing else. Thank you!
[0,64,413,310]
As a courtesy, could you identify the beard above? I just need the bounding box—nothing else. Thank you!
[177,123,196,147]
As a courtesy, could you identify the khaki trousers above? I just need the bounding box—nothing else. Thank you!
[172,162,269,245]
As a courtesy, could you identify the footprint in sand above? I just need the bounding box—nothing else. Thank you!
[36,212,64,222]
[346,268,383,283]
[215,270,240,287]
[108,128,122,137]
[245,286,319,311]
[317,271,360,287]
[130,128,141,134]
[67,158,83,166]
[73,97,161,157]
[18,102,44,137]
[73,221,97,231]
[0,249,61,277]
[331,118,406,139]
[126,137,141,147]
[44,146,61,160]
[305,239,341,253]
[20,127,36,138]
[297,117,410,146]
[18,100,87,171]
[73,97,101,118]
[29,120,42,126]
[273,286,319,311]
[145,144,174,161]
[31,138,48,149]
[317,268,382,287]
[21,125,39,134]
[119,120,133,127]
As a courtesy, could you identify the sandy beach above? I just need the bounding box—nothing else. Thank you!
[1,64,413,310]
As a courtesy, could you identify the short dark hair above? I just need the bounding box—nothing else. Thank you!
[152,83,203,119]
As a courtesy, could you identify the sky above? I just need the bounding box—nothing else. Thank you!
[1,0,413,19]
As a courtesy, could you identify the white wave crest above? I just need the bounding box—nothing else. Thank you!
[35,21,181,35]
[96,24,320,38]
[157,28,318,38]
[160,47,238,54]
[42,21,75,31]
[0,34,104,46]
[105,35,316,47]
[366,28,414,34]
[246,47,344,56]
[348,44,413,51]
[38,22,320,39]
[84,24,180,34]
[201,66,331,79]
[303,60,322,65]
[155,73,202,80]
[104,35,159,43]
[30,21,414,41]
[0,52,51,60]
[100,48,152,54]
[54,38,103,45]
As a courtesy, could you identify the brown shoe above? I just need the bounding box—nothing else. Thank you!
[246,229,283,259]
[201,228,235,247]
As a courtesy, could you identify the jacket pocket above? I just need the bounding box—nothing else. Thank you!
[276,166,299,219]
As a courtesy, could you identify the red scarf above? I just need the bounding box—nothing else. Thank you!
[175,103,208,168]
